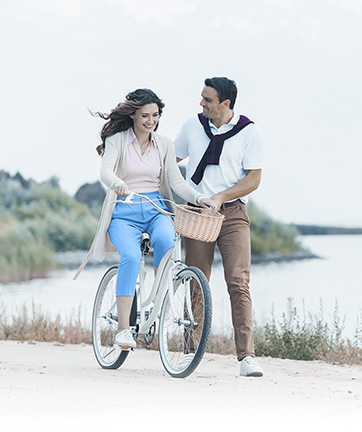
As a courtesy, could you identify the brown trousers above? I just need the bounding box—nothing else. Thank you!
[184,201,254,361]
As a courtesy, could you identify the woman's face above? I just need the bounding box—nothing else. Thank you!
[131,103,160,135]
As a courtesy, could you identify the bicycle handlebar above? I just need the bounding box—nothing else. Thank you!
[112,192,175,217]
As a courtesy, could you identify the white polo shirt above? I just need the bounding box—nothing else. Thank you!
[174,112,262,203]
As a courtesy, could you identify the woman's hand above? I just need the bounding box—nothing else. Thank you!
[114,183,129,197]
[198,197,217,210]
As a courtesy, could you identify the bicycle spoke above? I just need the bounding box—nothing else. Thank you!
[158,267,212,378]
[103,347,117,359]
[92,266,130,369]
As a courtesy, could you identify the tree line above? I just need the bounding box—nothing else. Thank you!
[0,170,302,283]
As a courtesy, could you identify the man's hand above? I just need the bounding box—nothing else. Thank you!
[210,170,262,210]
[209,193,224,210]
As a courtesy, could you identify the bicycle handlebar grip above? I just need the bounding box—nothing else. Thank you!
[124,192,136,203]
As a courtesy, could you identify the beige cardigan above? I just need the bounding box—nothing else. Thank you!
[73,129,205,279]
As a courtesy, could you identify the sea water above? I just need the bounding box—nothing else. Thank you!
[1,235,361,339]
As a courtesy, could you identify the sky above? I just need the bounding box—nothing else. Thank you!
[1,0,362,227]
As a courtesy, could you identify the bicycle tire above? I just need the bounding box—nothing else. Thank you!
[92,266,137,369]
[158,266,212,378]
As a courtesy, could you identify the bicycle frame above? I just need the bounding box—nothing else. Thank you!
[136,233,185,334]
[112,193,189,336]
[93,192,213,377]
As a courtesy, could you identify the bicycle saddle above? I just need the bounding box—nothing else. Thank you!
[141,232,151,255]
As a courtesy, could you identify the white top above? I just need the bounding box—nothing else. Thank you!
[122,128,161,193]
[174,112,263,203]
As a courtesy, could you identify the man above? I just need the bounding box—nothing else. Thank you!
[174,77,263,377]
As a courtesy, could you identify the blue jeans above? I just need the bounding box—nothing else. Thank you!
[108,191,175,297]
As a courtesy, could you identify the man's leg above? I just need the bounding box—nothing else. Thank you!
[184,237,216,280]
[217,203,255,361]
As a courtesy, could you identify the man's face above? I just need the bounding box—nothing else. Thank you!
[199,86,223,119]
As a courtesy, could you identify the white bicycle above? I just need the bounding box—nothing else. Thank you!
[92,193,213,378]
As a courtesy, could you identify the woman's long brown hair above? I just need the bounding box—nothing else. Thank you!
[92,88,165,156]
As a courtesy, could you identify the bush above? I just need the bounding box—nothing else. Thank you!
[1,299,361,365]
[0,173,100,281]
[248,201,302,255]
[254,298,362,364]
[1,175,98,254]
[24,210,97,251]
[0,221,56,283]
[0,170,304,282]
[0,303,91,344]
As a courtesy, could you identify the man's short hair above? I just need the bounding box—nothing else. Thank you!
[204,77,237,110]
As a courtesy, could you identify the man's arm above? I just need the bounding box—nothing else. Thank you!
[176,157,183,163]
[211,169,262,210]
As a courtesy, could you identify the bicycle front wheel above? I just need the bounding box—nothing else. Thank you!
[92,266,137,369]
[158,266,212,378]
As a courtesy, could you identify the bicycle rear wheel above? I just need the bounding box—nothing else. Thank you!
[158,266,212,378]
[92,266,137,369]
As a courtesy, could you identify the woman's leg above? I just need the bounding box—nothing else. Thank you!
[116,296,134,332]
[108,218,142,332]
[147,213,175,268]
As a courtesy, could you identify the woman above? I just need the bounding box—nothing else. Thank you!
[74,88,215,349]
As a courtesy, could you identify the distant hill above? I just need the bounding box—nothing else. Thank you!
[293,224,362,235]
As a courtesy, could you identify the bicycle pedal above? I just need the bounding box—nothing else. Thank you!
[113,344,132,352]
[120,346,135,352]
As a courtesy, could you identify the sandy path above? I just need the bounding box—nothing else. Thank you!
[0,341,361,431]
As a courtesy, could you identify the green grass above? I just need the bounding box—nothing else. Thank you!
[206,299,362,365]
[1,299,361,365]
[256,298,362,365]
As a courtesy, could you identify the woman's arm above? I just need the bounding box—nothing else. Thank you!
[100,135,127,192]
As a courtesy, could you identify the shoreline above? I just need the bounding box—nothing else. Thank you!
[55,248,320,270]
[0,249,320,284]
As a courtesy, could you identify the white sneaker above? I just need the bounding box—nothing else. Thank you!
[114,329,136,350]
[178,353,195,369]
[239,356,263,377]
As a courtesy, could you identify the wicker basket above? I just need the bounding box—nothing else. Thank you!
[174,205,225,242]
